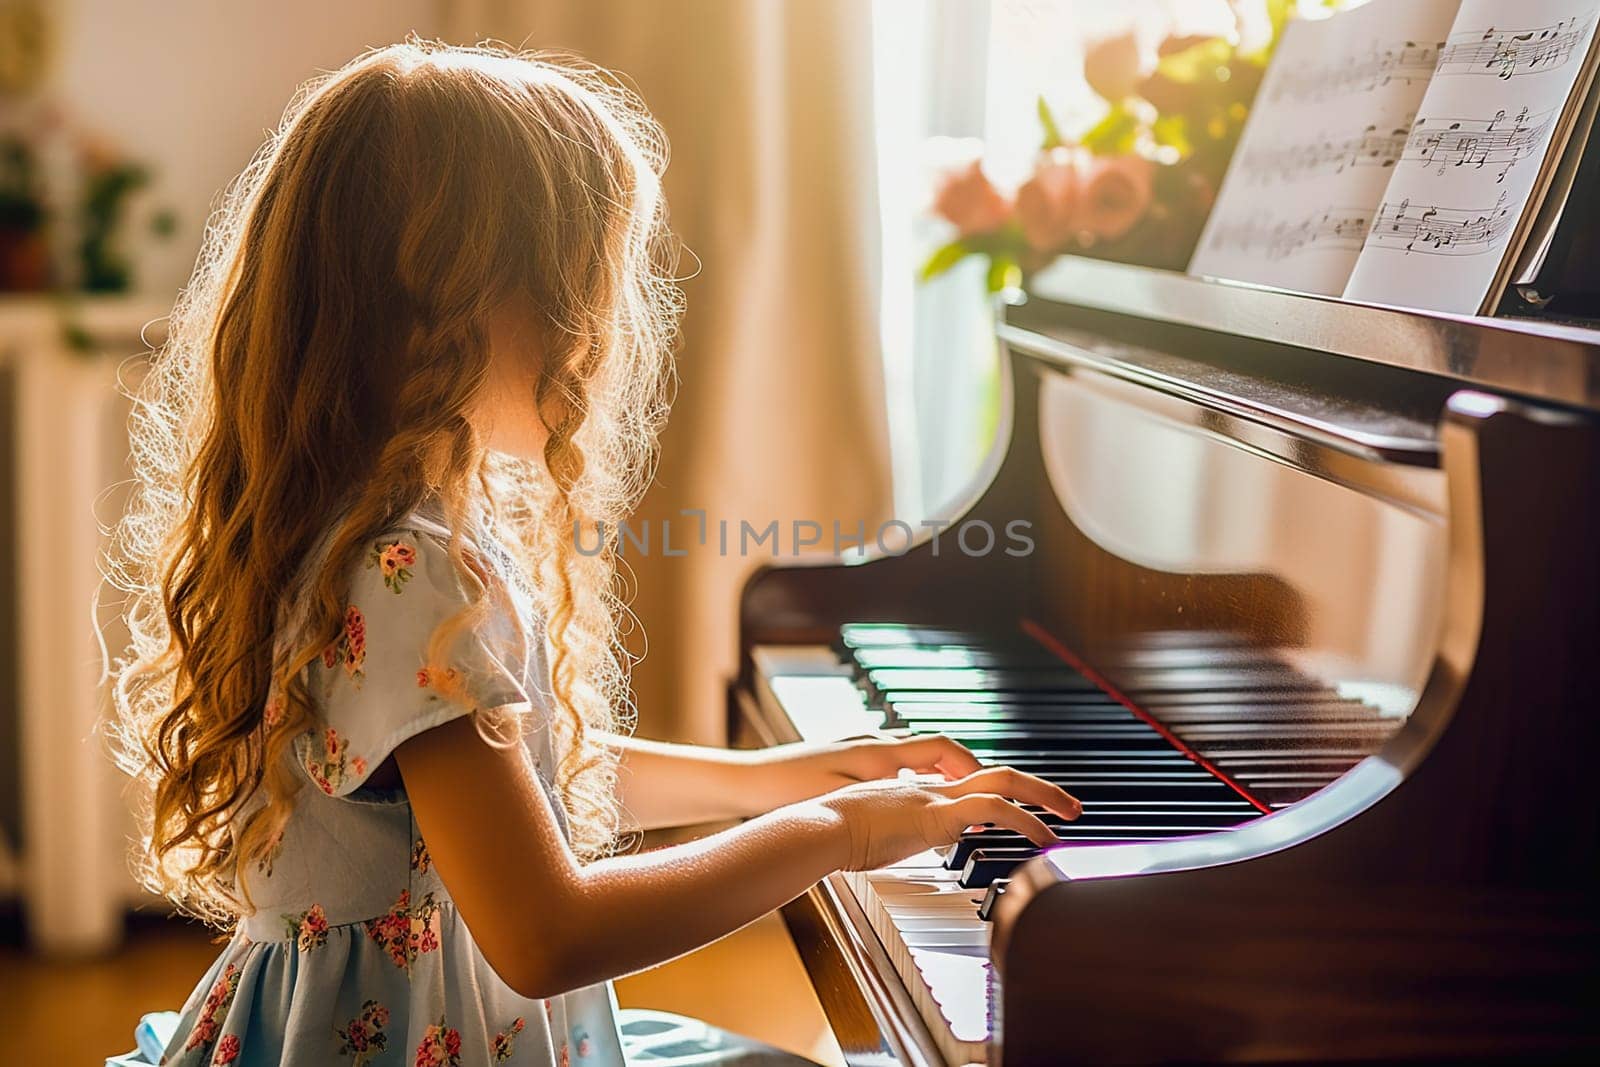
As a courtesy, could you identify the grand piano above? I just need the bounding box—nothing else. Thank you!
[731,255,1600,1064]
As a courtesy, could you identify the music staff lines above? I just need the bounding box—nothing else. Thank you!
[1269,38,1444,102]
[1238,105,1553,183]
[1436,15,1594,79]
[1204,208,1372,261]
[1409,106,1553,181]
[1366,192,1513,255]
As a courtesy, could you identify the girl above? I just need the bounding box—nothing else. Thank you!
[107,39,1079,1067]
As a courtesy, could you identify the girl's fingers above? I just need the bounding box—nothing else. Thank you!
[893,734,982,779]
[942,794,1059,849]
[933,765,1083,820]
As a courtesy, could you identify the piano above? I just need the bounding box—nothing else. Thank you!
[731,257,1600,1065]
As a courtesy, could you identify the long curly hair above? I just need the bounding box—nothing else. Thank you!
[104,39,681,924]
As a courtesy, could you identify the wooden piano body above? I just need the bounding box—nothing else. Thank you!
[732,259,1600,1065]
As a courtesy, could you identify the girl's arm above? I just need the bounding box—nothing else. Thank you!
[609,733,985,830]
[398,710,1078,999]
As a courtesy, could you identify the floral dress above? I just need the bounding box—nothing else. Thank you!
[154,510,624,1067]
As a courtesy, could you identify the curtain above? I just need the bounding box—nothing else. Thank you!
[446,0,893,743]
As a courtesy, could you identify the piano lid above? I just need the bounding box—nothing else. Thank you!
[1023,255,1600,412]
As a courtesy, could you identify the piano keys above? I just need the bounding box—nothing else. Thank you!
[747,620,1396,1064]
[732,259,1600,1064]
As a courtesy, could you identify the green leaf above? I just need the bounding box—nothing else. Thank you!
[1267,0,1295,39]
[1151,113,1193,155]
[920,239,971,281]
[1081,104,1140,156]
[1037,95,1066,149]
[985,254,1021,293]
[1154,36,1233,84]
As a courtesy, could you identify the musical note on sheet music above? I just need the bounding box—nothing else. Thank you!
[1435,14,1594,78]
[1269,39,1445,102]
[1190,0,1466,296]
[1403,106,1553,180]
[1364,192,1513,254]
[1238,125,1411,180]
[1204,209,1374,260]
[1343,0,1600,313]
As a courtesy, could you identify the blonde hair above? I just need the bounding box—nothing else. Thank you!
[105,38,681,924]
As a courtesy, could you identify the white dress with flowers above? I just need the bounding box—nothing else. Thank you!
[156,511,625,1067]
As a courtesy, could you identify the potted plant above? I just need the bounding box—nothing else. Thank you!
[924,1,1292,290]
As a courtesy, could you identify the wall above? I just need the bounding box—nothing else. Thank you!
[0,0,441,937]
[48,0,441,298]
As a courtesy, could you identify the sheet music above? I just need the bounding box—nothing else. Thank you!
[1190,0,1465,295]
[1344,0,1600,312]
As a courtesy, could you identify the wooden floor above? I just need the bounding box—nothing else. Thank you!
[2,912,845,1066]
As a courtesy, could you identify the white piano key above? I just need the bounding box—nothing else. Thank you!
[766,646,998,1062]
[765,674,883,742]
[908,948,994,1045]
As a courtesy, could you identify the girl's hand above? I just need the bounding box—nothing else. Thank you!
[750,734,989,806]
[816,766,1083,872]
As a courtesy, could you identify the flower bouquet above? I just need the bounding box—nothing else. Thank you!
[924,2,1293,290]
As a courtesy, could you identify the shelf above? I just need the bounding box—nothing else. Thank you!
[1024,257,1600,414]
[0,293,171,357]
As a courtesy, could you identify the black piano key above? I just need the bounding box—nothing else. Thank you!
[849,647,1066,671]
[937,734,1181,753]
[876,697,1126,713]
[976,880,1010,922]
[863,668,1102,695]
[885,701,1134,724]
[1131,690,1348,707]
[1171,722,1396,740]
[1024,798,1257,813]
[1031,780,1248,802]
[886,706,1132,725]
[1021,799,1259,818]
[966,760,1217,777]
[960,847,1041,889]
[1212,758,1366,776]
[1196,742,1386,758]
[1039,807,1254,829]
[944,823,1229,869]
[837,624,1038,651]
[1120,675,1333,697]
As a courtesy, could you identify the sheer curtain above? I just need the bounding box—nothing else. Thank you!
[872,0,1246,520]
[446,0,892,743]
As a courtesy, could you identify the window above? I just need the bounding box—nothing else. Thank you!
[871,0,1253,521]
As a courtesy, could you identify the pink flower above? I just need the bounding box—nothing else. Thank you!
[1083,32,1147,103]
[1080,154,1155,241]
[263,696,285,728]
[416,668,430,688]
[324,728,342,758]
[1015,147,1087,252]
[380,542,417,576]
[322,645,338,669]
[211,1034,241,1065]
[185,964,240,1050]
[290,903,329,951]
[352,756,368,776]
[931,160,1012,237]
